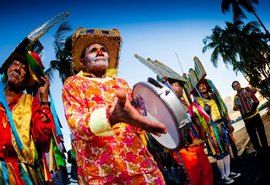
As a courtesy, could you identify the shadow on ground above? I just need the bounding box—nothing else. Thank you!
[212,147,270,185]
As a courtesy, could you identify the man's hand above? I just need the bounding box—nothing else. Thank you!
[39,75,50,102]
[109,90,167,135]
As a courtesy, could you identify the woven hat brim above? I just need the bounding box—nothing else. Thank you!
[72,28,121,73]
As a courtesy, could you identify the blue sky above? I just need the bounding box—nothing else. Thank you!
[1,0,270,150]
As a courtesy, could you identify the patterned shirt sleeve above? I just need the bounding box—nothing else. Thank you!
[62,76,132,140]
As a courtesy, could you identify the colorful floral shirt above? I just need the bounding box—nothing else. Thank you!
[62,74,161,184]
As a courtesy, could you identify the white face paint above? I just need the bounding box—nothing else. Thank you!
[82,43,109,72]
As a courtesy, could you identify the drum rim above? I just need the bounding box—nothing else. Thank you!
[133,81,186,150]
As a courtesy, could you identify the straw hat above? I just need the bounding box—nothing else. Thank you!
[72,27,122,73]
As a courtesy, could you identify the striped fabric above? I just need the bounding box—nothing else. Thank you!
[236,87,259,117]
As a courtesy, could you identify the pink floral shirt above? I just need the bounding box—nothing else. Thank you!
[62,74,160,184]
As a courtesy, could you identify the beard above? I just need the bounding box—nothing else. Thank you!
[7,71,24,86]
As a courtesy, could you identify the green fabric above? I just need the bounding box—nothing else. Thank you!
[52,138,66,168]
[212,124,224,153]
[193,106,210,134]
[70,149,76,161]
[26,52,45,77]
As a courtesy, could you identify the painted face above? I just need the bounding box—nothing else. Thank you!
[198,83,208,94]
[171,82,183,99]
[7,60,27,86]
[82,43,109,72]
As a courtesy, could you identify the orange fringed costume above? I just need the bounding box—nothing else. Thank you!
[172,101,213,185]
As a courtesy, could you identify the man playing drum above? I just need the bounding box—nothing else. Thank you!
[163,77,213,185]
[62,27,167,185]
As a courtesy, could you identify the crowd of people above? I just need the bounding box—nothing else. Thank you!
[1,24,268,185]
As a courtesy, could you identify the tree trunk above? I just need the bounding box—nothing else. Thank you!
[252,11,270,38]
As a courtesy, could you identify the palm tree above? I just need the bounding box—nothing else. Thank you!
[47,22,73,83]
[221,0,270,37]
[203,20,270,100]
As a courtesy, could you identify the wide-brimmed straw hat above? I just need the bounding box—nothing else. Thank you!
[72,27,122,73]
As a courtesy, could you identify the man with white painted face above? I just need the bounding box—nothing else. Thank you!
[62,28,167,184]
[82,43,109,74]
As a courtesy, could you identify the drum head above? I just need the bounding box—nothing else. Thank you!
[133,80,189,150]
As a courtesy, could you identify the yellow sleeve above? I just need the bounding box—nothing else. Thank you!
[90,107,114,136]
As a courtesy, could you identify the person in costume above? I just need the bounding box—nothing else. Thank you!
[62,27,167,184]
[0,50,56,185]
[67,133,78,181]
[193,79,241,184]
[163,77,213,185]
[232,80,268,157]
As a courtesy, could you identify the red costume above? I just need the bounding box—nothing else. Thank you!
[0,50,56,184]
[0,92,55,184]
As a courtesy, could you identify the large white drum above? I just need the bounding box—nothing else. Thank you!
[132,78,190,150]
